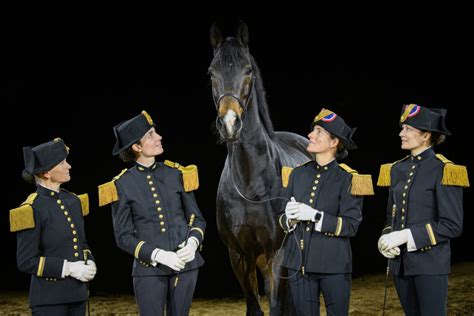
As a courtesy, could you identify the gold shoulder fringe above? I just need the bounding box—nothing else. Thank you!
[10,193,37,232]
[98,169,128,206]
[339,163,374,196]
[435,154,470,187]
[377,163,393,187]
[164,160,199,192]
[281,166,294,188]
[78,194,89,216]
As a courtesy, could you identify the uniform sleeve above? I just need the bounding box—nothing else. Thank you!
[180,180,206,245]
[320,175,363,237]
[16,207,64,278]
[111,182,155,263]
[410,169,464,249]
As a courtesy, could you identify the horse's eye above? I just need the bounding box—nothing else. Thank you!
[244,68,253,75]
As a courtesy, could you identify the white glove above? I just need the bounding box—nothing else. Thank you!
[284,197,300,220]
[177,237,199,263]
[64,261,96,282]
[296,203,319,222]
[379,230,409,251]
[84,261,97,281]
[153,250,185,271]
[377,236,401,258]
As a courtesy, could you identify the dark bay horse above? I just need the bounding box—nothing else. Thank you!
[209,22,312,315]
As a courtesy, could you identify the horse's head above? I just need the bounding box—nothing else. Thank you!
[209,21,255,142]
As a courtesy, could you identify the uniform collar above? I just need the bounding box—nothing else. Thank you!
[136,161,158,172]
[410,147,435,163]
[313,159,338,172]
[36,184,61,198]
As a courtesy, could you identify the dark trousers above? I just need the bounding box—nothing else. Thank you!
[289,270,351,316]
[393,274,448,316]
[31,301,86,316]
[133,269,198,316]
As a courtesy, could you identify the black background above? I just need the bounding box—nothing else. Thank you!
[3,10,472,298]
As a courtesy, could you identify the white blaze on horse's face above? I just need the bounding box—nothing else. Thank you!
[223,109,237,136]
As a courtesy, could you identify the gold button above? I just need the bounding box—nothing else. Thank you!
[74,252,79,257]
[157,207,162,211]
[155,200,160,204]
[402,208,405,213]
[312,186,317,190]
[306,227,310,232]
[72,230,77,235]
[50,192,54,196]
[64,211,68,216]
[402,200,406,204]
[67,217,72,222]
[153,193,158,198]
[159,214,164,218]
[403,193,406,197]
[412,165,416,169]
[404,185,408,190]
[148,181,153,185]
[309,199,313,203]
[73,238,78,242]
[401,216,405,221]
[407,179,411,183]
[314,180,319,184]
[57,200,62,204]
[151,187,156,191]
[161,228,166,233]
[147,175,151,179]
[310,192,315,197]
[60,205,65,209]
[160,221,165,226]
[324,166,328,170]
[401,224,405,228]
[70,224,75,228]
[317,166,320,169]
[417,156,422,160]
[74,245,78,250]
[409,172,413,176]
[317,174,321,178]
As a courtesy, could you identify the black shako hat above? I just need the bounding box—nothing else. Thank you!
[112,110,155,155]
[23,138,69,175]
[311,108,357,150]
[400,104,451,135]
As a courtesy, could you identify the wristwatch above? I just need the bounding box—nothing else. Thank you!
[313,211,322,223]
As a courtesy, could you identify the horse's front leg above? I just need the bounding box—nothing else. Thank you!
[228,248,263,316]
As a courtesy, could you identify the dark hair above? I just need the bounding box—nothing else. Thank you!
[22,170,36,184]
[430,132,446,146]
[330,134,348,160]
[118,141,141,163]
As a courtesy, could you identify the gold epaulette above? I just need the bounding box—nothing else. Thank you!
[339,163,374,196]
[10,193,37,232]
[98,169,128,207]
[164,160,199,192]
[78,194,89,216]
[281,166,293,188]
[435,154,470,187]
[377,156,410,187]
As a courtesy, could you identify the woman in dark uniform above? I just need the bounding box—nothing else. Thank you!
[10,138,96,316]
[279,108,374,315]
[98,110,206,316]
[377,104,469,315]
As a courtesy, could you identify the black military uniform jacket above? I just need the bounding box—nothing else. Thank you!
[279,160,372,274]
[111,161,206,276]
[10,186,93,307]
[378,148,466,276]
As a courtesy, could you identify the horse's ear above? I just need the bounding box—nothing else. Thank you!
[236,20,249,48]
[210,22,223,49]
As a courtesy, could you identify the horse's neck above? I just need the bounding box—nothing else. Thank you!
[227,102,278,184]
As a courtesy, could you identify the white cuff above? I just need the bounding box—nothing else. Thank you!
[189,236,199,249]
[314,212,324,232]
[406,229,417,252]
[61,260,69,278]
[150,249,160,267]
